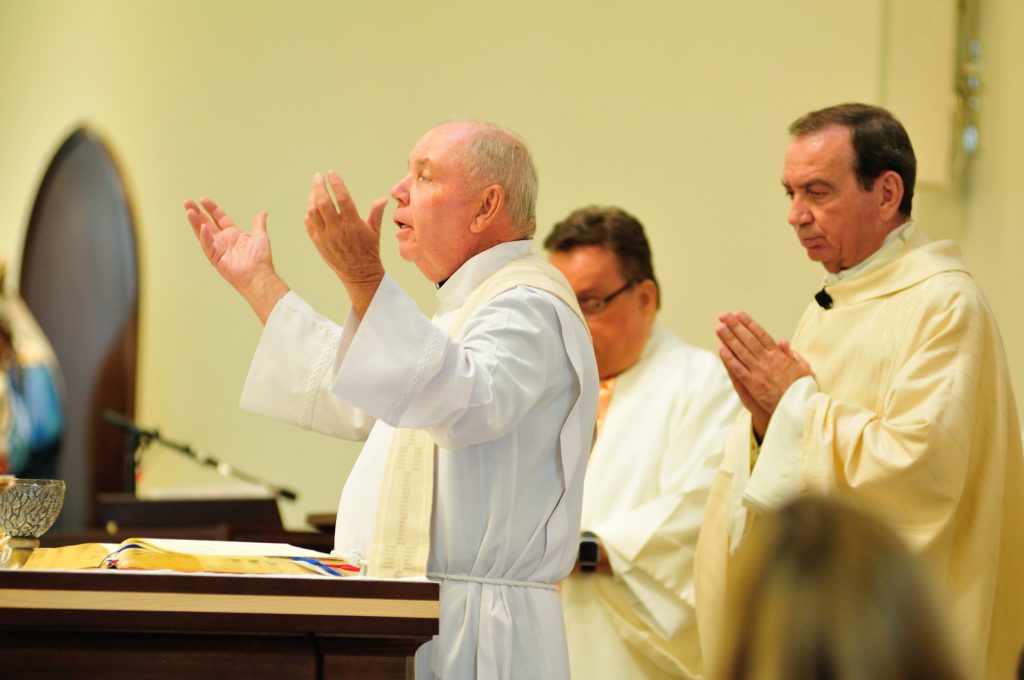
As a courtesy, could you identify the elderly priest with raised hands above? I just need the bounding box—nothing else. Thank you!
[184,120,598,680]
[696,103,1024,680]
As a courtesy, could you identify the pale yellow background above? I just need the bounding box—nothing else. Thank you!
[0,0,1019,529]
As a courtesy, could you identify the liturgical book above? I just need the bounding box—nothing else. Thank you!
[24,537,359,576]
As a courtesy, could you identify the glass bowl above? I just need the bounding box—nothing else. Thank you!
[0,478,65,568]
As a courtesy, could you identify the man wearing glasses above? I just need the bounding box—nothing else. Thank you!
[546,206,739,679]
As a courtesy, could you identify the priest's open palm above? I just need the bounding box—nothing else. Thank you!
[184,197,288,324]
[185,197,273,286]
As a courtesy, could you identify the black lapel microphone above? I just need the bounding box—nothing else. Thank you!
[815,288,833,310]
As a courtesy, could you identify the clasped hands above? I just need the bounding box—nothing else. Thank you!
[716,311,812,439]
[184,172,387,321]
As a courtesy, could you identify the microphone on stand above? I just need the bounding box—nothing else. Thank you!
[103,410,159,440]
[103,410,152,494]
[100,411,299,502]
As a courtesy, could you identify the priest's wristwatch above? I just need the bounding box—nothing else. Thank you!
[578,531,600,573]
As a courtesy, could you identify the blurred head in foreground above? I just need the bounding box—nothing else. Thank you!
[716,495,964,680]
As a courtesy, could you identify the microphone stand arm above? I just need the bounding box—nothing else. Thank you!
[151,432,298,502]
[104,412,297,502]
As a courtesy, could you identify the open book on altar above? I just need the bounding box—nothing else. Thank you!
[24,537,360,576]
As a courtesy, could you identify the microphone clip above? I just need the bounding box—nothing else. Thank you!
[815,288,833,310]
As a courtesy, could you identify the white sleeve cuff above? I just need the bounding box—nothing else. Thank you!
[743,375,817,514]
[330,274,445,424]
[606,544,692,640]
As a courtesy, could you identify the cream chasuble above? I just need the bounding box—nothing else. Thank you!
[694,227,1024,680]
[562,328,740,679]
[239,240,599,680]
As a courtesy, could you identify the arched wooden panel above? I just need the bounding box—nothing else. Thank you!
[19,128,139,530]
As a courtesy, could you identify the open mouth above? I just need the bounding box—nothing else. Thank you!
[394,219,411,230]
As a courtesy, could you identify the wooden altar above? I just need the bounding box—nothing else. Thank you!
[0,569,438,679]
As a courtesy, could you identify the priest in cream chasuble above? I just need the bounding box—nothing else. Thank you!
[699,104,1023,680]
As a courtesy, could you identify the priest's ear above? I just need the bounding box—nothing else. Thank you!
[876,170,905,220]
[636,279,659,317]
[470,185,505,234]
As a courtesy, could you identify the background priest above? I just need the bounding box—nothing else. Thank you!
[546,206,740,679]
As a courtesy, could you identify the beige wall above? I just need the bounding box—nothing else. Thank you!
[0,0,1018,528]
[961,0,1024,421]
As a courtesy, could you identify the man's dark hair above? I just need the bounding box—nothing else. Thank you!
[789,103,916,216]
[544,205,660,308]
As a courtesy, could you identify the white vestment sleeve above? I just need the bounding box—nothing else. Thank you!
[240,291,376,440]
[331,275,563,450]
[743,375,819,514]
[609,546,690,639]
[590,347,740,639]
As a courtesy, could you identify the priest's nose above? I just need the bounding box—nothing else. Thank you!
[788,197,812,228]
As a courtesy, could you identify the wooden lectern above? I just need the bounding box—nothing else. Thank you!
[0,569,438,679]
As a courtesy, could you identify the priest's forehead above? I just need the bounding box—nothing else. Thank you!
[783,126,858,190]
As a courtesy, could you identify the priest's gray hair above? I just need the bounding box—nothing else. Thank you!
[456,121,539,238]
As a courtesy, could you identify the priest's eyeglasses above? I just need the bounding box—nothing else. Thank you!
[578,278,643,316]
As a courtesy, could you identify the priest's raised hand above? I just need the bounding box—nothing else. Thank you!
[303,171,387,318]
[183,197,289,324]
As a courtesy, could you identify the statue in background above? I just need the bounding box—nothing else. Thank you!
[0,259,64,479]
